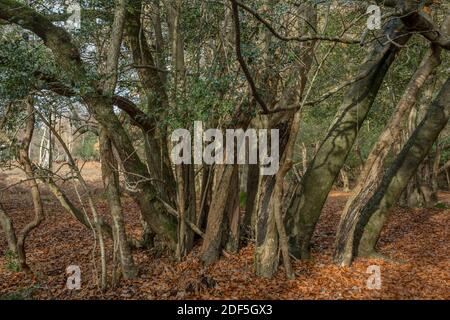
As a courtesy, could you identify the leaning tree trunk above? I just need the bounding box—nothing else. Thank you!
[100,130,137,279]
[354,77,450,260]
[401,79,441,208]
[15,97,45,271]
[225,166,240,253]
[200,164,236,264]
[254,1,317,278]
[285,19,411,260]
[175,163,196,260]
[333,45,441,266]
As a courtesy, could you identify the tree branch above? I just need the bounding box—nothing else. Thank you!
[234,0,360,45]
[230,0,269,114]
[399,0,450,50]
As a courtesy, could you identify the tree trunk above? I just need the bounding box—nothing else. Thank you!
[225,166,240,253]
[286,19,411,259]
[445,168,450,191]
[198,165,213,230]
[254,118,291,277]
[200,164,235,264]
[355,77,450,259]
[340,167,350,192]
[16,97,44,271]
[242,164,259,239]
[0,202,18,256]
[126,0,176,204]
[301,143,308,176]
[404,156,439,207]
[176,164,196,260]
[100,130,137,279]
[432,143,440,193]
[334,46,441,266]
[254,2,317,277]
[402,75,442,208]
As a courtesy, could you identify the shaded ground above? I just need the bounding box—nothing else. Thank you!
[0,162,448,300]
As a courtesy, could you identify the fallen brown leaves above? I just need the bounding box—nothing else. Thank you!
[0,164,448,300]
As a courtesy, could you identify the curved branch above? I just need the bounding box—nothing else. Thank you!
[234,0,360,45]
[230,0,269,114]
[399,0,450,50]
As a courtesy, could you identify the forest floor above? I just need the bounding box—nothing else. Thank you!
[0,162,448,300]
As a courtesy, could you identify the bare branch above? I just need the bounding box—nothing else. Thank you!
[234,0,360,45]
[230,0,269,114]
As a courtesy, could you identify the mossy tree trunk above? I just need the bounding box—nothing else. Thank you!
[355,77,450,258]
[285,19,411,260]
[100,130,137,279]
[334,45,441,266]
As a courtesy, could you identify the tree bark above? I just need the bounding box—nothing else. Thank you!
[334,45,441,266]
[242,164,259,239]
[286,19,411,260]
[0,202,18,256]
[200,164,235,264]
[225,166,240,253]
[100,130,137,279]
[0,0,178,244]
[175,164,196,260]
[355,77,450,259]
[15,97,44,271]
[254,2,317,277]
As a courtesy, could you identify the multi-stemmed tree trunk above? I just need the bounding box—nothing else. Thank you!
[402,155,439,207]
[400,80,441,208]
[96,0,137,280]
[254,2,317,278]
[0,98,45,272]
[167,0,199,259]
[125,0,177,205]
[285,19,411,260]
[175,163,196,260]
[254,117,291,277]
[199,1,247,264]
[200,164,238,264]
[352,77,450,259]
[334,45,442,266]
[0,0,179,245]
[15,98,45,271]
